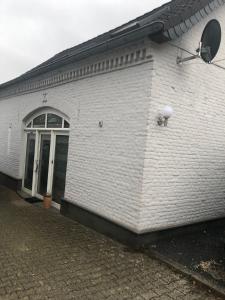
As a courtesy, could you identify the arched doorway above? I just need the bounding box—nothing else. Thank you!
[23,110,70,208]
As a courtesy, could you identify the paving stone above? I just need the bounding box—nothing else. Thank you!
[0,186,223,300]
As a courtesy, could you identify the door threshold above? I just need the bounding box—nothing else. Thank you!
[51,201,61,210]
[18,189,60,210]
[25,197,42,204]
[17,190,33,200]
[17,190,42,204]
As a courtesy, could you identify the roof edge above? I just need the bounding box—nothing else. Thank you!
[0,0,224,90]
[152,0,225,42]
[0,21,164,90]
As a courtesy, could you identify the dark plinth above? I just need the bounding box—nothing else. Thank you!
[0,171,22,191]
[61,198,223,249]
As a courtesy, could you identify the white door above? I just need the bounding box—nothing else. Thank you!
[23,131,69,203]
[35,132,52,198]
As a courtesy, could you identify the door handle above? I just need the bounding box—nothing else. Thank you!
[35,160,39,173]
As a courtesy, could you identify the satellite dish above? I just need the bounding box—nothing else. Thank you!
[200,19,221,63]
[177,19,221,65]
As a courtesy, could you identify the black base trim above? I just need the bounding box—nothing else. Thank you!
[61,199,143,248]
[61,199,225,248]
[0,172,22,192]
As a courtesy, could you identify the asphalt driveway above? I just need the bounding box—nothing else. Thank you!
[0,186,223,300]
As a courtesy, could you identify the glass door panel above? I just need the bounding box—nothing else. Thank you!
[24,133,36,190]
[37,134,51,195]
[52,135,69,203]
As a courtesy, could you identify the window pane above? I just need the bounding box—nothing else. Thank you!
[33,114,46,128]
[52,135,69,203]
[64,120,70,128]
[27,122,32,128]
[47,114,62,128]
[24,133,36,190]
[37,135,51,195]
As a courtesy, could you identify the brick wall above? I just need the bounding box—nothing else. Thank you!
[0,42,153,232]
[1,4,225,234]
[64,62,153,231]
[140,5,225,233]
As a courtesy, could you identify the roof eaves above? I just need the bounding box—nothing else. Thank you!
[0,0,224,90]
[0,21,164,89]
[151,0,225,43]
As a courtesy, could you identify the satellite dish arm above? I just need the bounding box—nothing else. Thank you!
[176,42,202,65]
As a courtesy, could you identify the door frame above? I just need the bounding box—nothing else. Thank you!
[35,131,52,200]
[22,129,69,201]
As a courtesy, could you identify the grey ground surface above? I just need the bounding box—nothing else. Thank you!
[0,186,223,300]
[146,218,225,296]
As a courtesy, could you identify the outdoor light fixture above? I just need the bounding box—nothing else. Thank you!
[157,106,174,127]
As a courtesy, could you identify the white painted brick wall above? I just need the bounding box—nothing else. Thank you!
[1,5,224,234]
[140,5,225,233]
[64,63,153,231]
[0,52,153,232]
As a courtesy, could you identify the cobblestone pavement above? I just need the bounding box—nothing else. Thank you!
[0,186,223,300]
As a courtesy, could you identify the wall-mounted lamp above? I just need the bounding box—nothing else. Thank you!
[157,106,174,127]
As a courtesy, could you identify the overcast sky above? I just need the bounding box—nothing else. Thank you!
[0,0,169,83]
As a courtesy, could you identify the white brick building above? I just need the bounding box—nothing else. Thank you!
[0,0,225,244]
